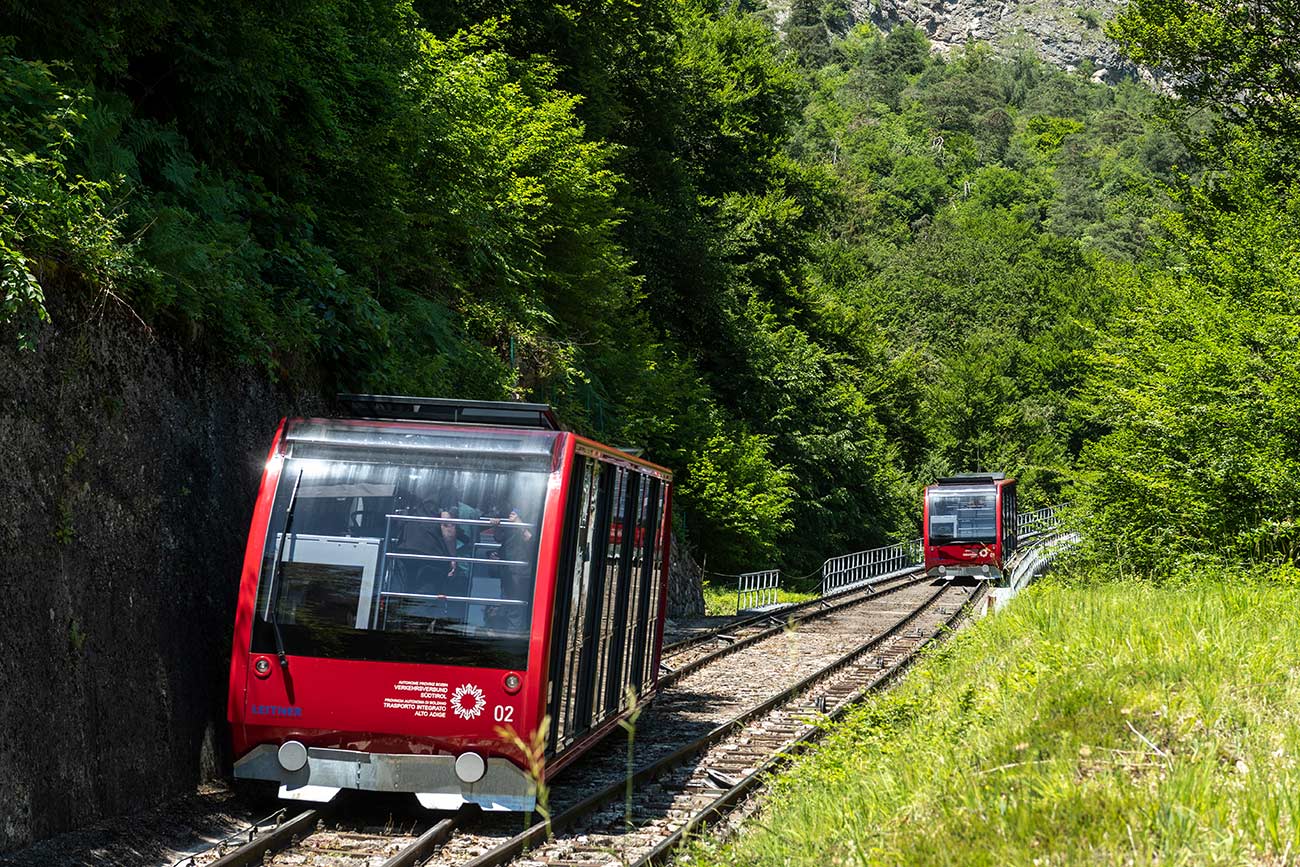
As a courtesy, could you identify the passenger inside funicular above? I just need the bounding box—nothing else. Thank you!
[390,502,470,622]
[250,421,552,669]
[484,506,535,631]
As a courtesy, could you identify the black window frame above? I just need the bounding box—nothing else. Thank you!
[573,461,616,733]
[629,477,661,696]
[546,455,589,753]
[602,471,640,715]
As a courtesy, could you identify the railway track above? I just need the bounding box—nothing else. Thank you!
[662,568,924,654]
[193,576,977,867]
[659,569,927,683]
[177,805,466,866]
[459,580,981,867]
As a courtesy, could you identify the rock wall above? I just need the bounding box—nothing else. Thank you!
[0,299,321,852]
[667,534,705,617]
[861,0,1131,81]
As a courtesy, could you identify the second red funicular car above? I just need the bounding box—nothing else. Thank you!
[923,473,1017,579]
[227,395,672,811]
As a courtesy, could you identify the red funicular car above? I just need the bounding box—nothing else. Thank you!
[228,395,673,811]
[923,473,1017,579]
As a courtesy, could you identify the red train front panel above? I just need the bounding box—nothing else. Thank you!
[227,418,571,811]
[923,477,1016,579]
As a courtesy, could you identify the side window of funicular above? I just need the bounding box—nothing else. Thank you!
[251,421,556,669]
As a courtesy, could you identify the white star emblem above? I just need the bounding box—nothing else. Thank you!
[451,683,486,720]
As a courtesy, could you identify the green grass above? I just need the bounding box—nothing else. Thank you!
[700,578,818,616]
[684,574,1300,865]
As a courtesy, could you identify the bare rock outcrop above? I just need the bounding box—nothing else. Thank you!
[770,0,1148,85]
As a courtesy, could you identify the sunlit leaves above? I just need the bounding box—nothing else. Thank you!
[680,430,796,570]
[1073,133,1300,570]
[0,54,141,350]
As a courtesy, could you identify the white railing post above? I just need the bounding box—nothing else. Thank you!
[1017,504,1065,539]
[737,569,781,612]
[737,504,1065,609]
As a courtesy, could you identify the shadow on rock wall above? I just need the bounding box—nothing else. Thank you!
[0,298,323,852]
[668,534,705,618]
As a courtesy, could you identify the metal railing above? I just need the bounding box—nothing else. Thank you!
[1008,531,1079,586]
[728,504,1067,606]
[373,511,536,629]
[820,539,923,598]
[1017,505,1063,538]
[737,570,781,612]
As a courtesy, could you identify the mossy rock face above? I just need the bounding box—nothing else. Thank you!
[0,296,323,851]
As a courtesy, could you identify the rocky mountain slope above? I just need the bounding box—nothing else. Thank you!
[771,0,1137,84]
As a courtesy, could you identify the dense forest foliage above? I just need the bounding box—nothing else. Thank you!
[1,0,1293,576]
[1072,0,1300,572]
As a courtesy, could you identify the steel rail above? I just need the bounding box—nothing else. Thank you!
[206,808,324,867]
[458,580,959,867]
[385,552,530,567]
[203,578,950,867]
[378,813,467,867]
[632,583,988,867]
[385,514,536,528]
[658,572,931,688]
[380,590,528,605]
[199,806,470,867]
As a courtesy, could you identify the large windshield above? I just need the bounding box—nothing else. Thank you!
[927,485,997,544]
[250,420,557,669]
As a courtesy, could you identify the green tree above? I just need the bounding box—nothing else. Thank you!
[0,52,141,351]
[1109,0,1300,133]
[1073,134,1300,570]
